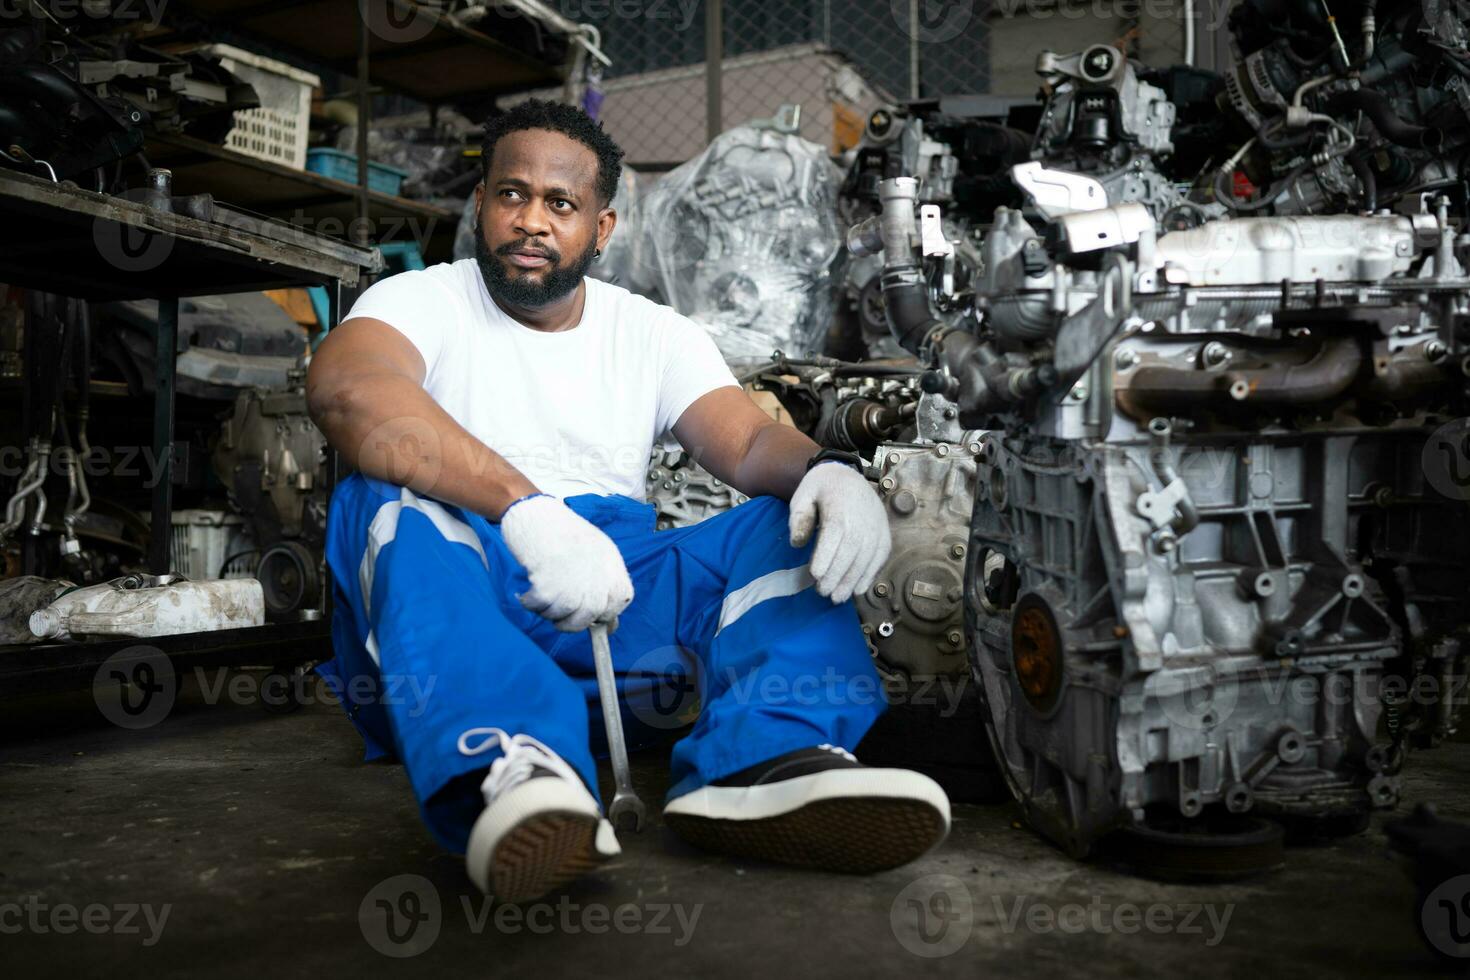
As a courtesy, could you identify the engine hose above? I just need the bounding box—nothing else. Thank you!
[879,264,945,356]
[1347,149,1378,212]
[1326,89,1443,151]
[1256,117,1313,152]
[1117,337,1364,418]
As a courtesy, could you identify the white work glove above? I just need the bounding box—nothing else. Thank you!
[498,494,634,632]
[788,461,892,604]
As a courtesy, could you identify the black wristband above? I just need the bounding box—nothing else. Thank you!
[805,448,865,474]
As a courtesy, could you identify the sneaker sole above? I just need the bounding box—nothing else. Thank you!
[487,811,608,903]
[664,795,949,873]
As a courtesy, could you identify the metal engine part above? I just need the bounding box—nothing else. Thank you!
[843,21,1470,858]
[858,440,983,678]
[1029,44,1195,223]
[0,7,258,184]
[644,446,748,530]
[211,367,327,619]
[649,354,989,686]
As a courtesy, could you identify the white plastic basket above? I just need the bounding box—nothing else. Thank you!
[204,44,320,170]
[170,510,255,581]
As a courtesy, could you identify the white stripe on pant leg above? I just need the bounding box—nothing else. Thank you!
[714,565,816,638]
[356,487,489,621]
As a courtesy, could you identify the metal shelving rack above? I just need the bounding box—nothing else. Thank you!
[146,0,578,256]
[0,3,584,696]
[0,168,381,697]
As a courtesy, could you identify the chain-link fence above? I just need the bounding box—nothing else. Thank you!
[507,0,1213,168]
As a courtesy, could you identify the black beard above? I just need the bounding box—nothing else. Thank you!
[474,215,598,309]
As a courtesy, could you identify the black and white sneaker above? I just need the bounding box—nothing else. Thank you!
[459,728,620,902]
[662,744,950,872]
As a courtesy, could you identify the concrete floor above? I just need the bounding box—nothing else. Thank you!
[1,669,1464,978]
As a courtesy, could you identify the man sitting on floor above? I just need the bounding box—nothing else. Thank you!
[306,99,950,902]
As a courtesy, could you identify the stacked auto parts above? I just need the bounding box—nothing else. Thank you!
[843,7,1470,860]
[0,3,258,187]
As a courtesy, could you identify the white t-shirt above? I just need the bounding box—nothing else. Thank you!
[342,259,740,502]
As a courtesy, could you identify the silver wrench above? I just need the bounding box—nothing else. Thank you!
[589,618,646,832]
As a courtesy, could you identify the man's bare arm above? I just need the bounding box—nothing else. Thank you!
[670,386,820,501]
[306,317,539,520]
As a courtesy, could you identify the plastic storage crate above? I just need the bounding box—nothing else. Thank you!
[171,510,255,581]
[205,44,320,170]
[305,149,409,197]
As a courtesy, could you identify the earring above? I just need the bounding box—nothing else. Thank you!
[594,248,602,258]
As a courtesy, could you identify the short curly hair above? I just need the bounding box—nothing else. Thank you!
[480,99,624,207]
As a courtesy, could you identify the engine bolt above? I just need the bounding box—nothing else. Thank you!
[878,621,895,637]
[946,629,963,646]
[950,543,965,559]
[880,477,896,491]
[1069,385,1088,401]
[1201,341,1231,368]
[1425,340,1449,363]
[874,582,890,597]
[1114,348,1139,371]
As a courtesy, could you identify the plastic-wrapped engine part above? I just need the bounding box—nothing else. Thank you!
[632,119,845,362]
[98,292,306,401]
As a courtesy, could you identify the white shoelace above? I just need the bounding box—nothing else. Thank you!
[456,726,583,803]
[818,743,858,763]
